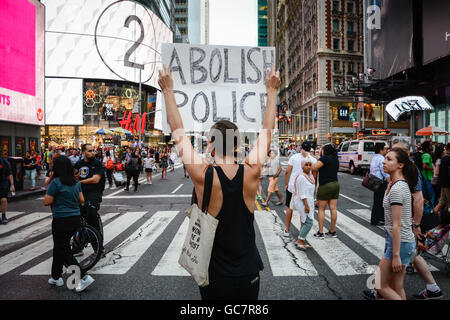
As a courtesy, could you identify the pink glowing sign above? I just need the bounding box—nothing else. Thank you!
[0,0,44,125]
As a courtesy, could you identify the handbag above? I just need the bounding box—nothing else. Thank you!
[362,173,383,192]
[179,166,218,287]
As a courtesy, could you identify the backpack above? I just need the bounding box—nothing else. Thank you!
[416,165,435,215]
[106,159,114,170]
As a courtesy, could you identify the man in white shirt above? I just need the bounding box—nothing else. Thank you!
[283,141,317,237]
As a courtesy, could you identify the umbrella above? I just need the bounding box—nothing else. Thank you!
[110,127,132,136]
[91,128,114,135]
[416,126,448,136]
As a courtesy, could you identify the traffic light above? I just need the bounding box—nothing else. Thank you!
[278,115,283,121]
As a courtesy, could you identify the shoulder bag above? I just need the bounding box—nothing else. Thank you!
[362,172,383,192]
[179,166,218,287]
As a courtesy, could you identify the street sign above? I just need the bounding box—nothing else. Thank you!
[353,122,359,127]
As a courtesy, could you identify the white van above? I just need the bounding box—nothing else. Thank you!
[337,139,389,174]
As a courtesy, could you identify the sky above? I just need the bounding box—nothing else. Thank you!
[209,0,258,47]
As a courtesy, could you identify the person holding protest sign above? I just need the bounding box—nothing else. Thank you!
[158,63,280,300]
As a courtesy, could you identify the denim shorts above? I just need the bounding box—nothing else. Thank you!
[383,230,416,266]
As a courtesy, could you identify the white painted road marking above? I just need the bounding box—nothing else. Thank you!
[152,217,190,276]
[91,211,179,274]
[171,184,184,194]
[340,194,370,208]
[22,211,144,275]
[0,212,50,235]
[254,210,318,276]
[291,210,377,276]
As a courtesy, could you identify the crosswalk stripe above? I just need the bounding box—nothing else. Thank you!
[0,211,121,276]
[2,212,25,220]
[0,212,51,236]
[21,211,144,275]
[151,217,190,276]
[0,216,51,250]
[290,210,377,276]
[254,210,318,276]
[90,211,179,274]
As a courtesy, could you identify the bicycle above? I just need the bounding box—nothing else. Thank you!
[69,214,103,273]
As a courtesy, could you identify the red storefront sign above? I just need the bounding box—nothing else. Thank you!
[118,110,147,135]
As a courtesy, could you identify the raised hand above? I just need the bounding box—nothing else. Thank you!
[265,64,281,93]
[158,64,174,93]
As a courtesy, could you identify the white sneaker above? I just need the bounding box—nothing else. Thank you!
[149,181,152,185]
[283,229,290,237]
[75,275,95,293]
[48,277,64,287]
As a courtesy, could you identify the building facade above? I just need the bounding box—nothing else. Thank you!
[275,0,409,147]
[258,0,268,46]
[174,0,207,44]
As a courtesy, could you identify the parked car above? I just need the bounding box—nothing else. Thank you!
[337,139,388,174]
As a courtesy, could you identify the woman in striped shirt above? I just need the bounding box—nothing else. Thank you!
[376,148,418,300]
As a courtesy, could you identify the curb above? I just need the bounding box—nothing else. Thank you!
[9,188,46,202]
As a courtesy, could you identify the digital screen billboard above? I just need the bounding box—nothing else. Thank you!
[0,0,45,125]
[423,0,450,64]
[364,0,414,79]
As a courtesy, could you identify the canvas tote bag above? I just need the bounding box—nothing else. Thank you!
[179,166,218,287]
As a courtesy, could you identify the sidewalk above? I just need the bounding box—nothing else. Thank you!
[10,172,47,201]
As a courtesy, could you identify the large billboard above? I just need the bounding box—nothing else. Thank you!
[423,0,450,65]
[42,0,173,125]
[0,0,45,126]
[364,0,414,80]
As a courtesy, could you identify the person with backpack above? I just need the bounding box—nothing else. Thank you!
[74,144,105,254]
[125,150,141,192]
[104,150,115,189]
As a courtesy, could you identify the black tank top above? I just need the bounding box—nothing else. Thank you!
[208,164,264,277]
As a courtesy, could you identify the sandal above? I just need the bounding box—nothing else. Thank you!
[295,243,306,251]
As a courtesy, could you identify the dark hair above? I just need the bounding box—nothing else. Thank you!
[432,144,445,164]
[301,141,311,152]
[390,147,418,192]
[322,144,337,159]
[208,120,240,158]
[81,143,92,152]
[52,156,77,186]
[375,143,385,154]
[421,141,432,154]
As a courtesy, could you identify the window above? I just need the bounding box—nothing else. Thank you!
[348,40,354,51]
[342,142,349,152]
[347,21,354,32]
[348,62,354,72]
[333,39,340,50]
[333,60,340,71]
[364,142,376,152]
[349,141,359,151]
[333,20,340,31]
[347,2,354,13]
[333,0,340,12]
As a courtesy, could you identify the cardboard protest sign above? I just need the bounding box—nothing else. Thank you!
[159,43,276,133]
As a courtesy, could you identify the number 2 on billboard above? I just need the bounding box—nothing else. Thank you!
[124,15,145,70]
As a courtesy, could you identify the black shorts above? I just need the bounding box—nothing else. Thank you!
[145,168,153,173]
[0,188,8,199]
[285,190,293,207]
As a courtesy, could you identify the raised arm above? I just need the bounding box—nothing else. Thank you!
[158,64,208,184]
[245,65,280,168]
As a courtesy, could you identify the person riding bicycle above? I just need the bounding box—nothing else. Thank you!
[74,143,105,255]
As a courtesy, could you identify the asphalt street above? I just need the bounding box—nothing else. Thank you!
[0,157,449,300]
